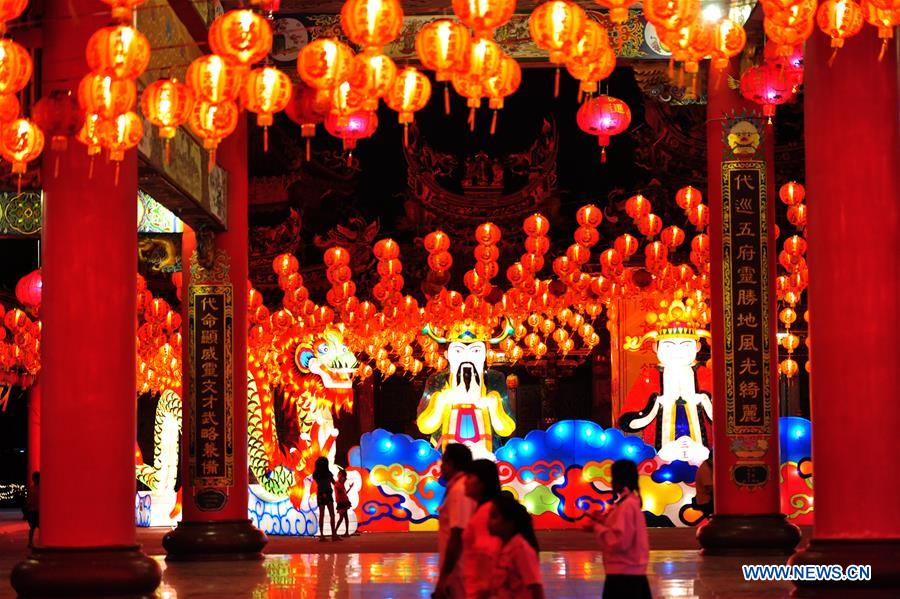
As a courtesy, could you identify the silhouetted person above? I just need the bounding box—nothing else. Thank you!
[693,454,714,518]
[486,494,545,599]
[24,472,39,548]
[334,468,354,537]
[312,457,340,542]
[433,443,474,599]
[462,459,502,598]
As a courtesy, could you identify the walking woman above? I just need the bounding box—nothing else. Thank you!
[462,459,502,598]
[312,457,340,542]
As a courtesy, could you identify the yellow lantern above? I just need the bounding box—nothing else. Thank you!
[817,0,864,57]
[140,78,194,163]
[77,73,137,119]
[592,0,639,24]
[452,0,517,39]
[340,0,404,54]
[187,54,243,104]
[350,53,397,110]
[208,9,273,68]
[0,117,43,190]
[565,45,615,94]
[385,67,431,145]
[85,25,151,80]
[188,100,239,169]
[242,66,292,151]
[0,39,32,95]
[297,38,356,91]
[710,18,747,71]
[484,54,521,133]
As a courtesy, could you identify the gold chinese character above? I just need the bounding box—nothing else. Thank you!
[201,297,219,311]
[202,460,220,475]
[201,347,218,361]
[737,266,758,284]
[201,381,217,395]
[736,313,759,328]
[736,198,754,214]
[202,395,216,410]
[201,412,220,427]
[739,381,760,400]
[201,313,218,328]
[739,404,759,422]
[738,334,759,352]
[201,330,218,344]
[737,245,756,261]
[201,361,218,378]
[737,222,753,237]
[735,174,756,190]
[201,427,220,442]
[202,441,220,459]
[737,289,759,306]
[738,357,759,375]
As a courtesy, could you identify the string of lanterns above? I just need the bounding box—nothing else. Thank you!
[775,181,810,378]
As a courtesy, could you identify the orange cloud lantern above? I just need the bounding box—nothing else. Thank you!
[341,0,404,54]
[141,78,194,163]
[85,25,151,80]
[208,9,273,68]
[243,66,293,151]
[188,100,240,169]
[385,66,431,145]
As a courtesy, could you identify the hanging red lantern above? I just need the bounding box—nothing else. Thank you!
[576,94,631,162]
[861,1,900,60]
[98,110,142,183]
[0,39,32,95]
[740,63,794,120]
[341,0,404,54]
[660,225,686,248]
[188,100,239,168]
[324,109,378,155]
[297,38,355,91]
[78,73,136,119]
[416,19,471,82]
[284,83,330,159]
[85,25,151,80]
[76,113,103,171]
[615,233,639,257]
[779,181,805,205]
[710,18,747,71]
[384,66,431,144]
[566,45,616,94]
[15,269,41,313]
[637,213,663,238]
[675,185,702,210]
[242,66,293,151]
[529,0,586,95]
[475,222,502,245]
[764,14,816,57]
[0,117,43,189]
[100,0,144,21]
[351,53,398,110]
[643,0,700,32]
[817,0,864,59]
[187,54,243,105]
[452,0,517,39]
[0,0,27,33]
[208,9,273,68]
[141,78,194,163]
[484,54,520,133]
[593,0,639,24]
[32,90,83,156]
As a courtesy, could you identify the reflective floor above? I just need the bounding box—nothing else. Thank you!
[155,550,795,598]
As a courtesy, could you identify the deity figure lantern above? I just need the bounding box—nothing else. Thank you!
[620,292,713,466]
[417,319,516,459]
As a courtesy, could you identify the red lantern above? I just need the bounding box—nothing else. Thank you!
[0,93,17,123]
[0,39,32,95]
[297,38,355,91]
[576,94,631,162]
[452,0,517,39]
[0,0,27,33]
[86,25,151,80]
[100,0,144,21]
[817,0,864,52]
[188,100,239,168]
[416,19,472,82]
[187,54,243,105]
[208,9,273,68]
[341,0,404,54]
[0,118,43,188]
[15,268,41,313]
[675,185,702,210]
[325,109,378,155]
[33,89,83,174]
[523,213,550,236]
[242,66,293,151]
[285,83,331,159]
[740,63,794,120]
[141,78,194,163]
[779,181,805,205]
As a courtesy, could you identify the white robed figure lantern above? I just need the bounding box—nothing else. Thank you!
[620,293,714,466]
[417,319,516,459]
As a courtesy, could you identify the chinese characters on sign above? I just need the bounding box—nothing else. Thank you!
[189,284,234,490]
[722,161,772,438]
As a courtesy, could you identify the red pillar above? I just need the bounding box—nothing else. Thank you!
[163,117,267,559]
[789,30,900,593]
[26,381,40,481]
[697,61,799,554]
[10,1,160,594]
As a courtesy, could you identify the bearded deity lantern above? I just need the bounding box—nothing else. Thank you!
[619,293,713,465]
[417,319,516,458]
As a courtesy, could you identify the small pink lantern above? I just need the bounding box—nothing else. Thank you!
[15,268,41,314]
[576,95,631,163]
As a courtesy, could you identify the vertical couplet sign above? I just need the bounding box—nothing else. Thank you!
[189,284,234,491]
[722,160,771,487]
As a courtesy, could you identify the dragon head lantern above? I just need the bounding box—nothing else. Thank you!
[294,326,359,407]
[417,318,516,458]
[619,293,714,466]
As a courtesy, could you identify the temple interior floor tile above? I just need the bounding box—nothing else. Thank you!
[0,515,805,598]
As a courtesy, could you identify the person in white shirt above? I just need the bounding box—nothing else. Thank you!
[434,443,475,599]
[486,493,544,599]
[462,459,502,598]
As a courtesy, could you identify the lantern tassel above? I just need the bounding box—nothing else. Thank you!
[403,123,409,147]
[490,110,497,135]
[601,147,607,164]
[306,138,311,161]
[208,148,216,173]
[165,139,171,166]
[444,83,450,115]
[54,154,60,179]
[554,67,560,98]
[827,47,838,67]
[677,65,684,88]
[878,39,888,62]
[468,107,476,132]
[16,173,22,194]
[264,126,269,153]
[668,58,675,80]
[114,162,120,186]
[577,87,583,104]
[88,155,95,179]
[346,150,353,167]
[691,73,698,97]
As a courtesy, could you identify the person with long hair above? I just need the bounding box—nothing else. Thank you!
[312,456,340,542]
[334,468,354,536]
[461,459,502,598]
[485,494,545,599]
[434,443,475,599]
[586,459,651,598]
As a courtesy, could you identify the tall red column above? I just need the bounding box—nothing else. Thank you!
[11,1,160,594]
[697,62,800,554]
[789,30,900,593]
[164,117,267,559]
[27,381,40,482]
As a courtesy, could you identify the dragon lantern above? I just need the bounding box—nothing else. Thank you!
[417,318,516,459]
[619,292,713,466]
